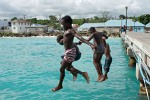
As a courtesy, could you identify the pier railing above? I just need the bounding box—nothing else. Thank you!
[121,32,150,96]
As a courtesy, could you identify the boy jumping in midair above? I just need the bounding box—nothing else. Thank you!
[52,15,94,92]
[100,37,112,82]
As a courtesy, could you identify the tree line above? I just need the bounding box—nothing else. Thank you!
[10,13,150,30]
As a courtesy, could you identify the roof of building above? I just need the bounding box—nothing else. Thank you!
[78,19,145,30]
[146,23,150,27]
[134,21,145,27]
[11,19,31,23]
[78,23,105,29]
[105,19,145,27]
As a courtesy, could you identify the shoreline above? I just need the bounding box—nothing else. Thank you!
[0,31,121,38]
[0,36,121,38]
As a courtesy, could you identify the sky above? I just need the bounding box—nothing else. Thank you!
[0,0,150,20]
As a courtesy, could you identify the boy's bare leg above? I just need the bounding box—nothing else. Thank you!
[69,71,78,81]
[94,62,103,81]
[52,69,64,92]
[93,53,103,81]
[66,65,78,81]
[70,67,89,83]
[82,72,90,83]
[52,60,69,92]
[69,66,78,81]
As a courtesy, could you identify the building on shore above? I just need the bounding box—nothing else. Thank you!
[11,19,49,34]
[77,19,145,33]
[11,19,32,33]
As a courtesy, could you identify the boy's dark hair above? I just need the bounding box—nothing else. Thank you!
[57,34,63,43]
[88,27,96,32]
[62,15,72,25]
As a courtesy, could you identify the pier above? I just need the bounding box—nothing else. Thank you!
[121,32,150,96]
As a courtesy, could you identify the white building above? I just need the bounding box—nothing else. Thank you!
[11,19,31,33]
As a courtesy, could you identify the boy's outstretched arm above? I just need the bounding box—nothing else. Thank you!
[73,32,95,50]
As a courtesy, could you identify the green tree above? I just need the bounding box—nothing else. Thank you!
[119,15,126,19]
[132,15,138,22]
[138,14,150,25]
[11,17,17,21]
[94,16,99,20]
[37,19,50,25]
[73,18,86,25]
[49,15,59,29]
[30,18,37,23]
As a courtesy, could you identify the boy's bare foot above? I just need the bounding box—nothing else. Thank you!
[99,75,107,82]
[83,72,89,83]
[52,86,63,92]
[96,75,103,82]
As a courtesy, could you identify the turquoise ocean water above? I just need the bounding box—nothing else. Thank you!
[0,37,147,100]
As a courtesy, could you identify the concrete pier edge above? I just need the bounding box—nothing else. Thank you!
[121,32,150,95]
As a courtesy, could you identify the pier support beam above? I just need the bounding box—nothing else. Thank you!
[127,47,136,66]
[129,57,136,66]
[124,42,129,50]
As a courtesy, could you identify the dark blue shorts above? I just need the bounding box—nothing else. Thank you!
[104,57,112,73]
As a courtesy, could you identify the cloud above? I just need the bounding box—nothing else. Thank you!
[0,0,150,20]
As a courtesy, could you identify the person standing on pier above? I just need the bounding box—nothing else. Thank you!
[52,15,95,92]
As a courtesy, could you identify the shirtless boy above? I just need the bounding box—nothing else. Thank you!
[86,27,108,81]
[57,34,85,81]
[100,38,112,82]
[52,15,94,92]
